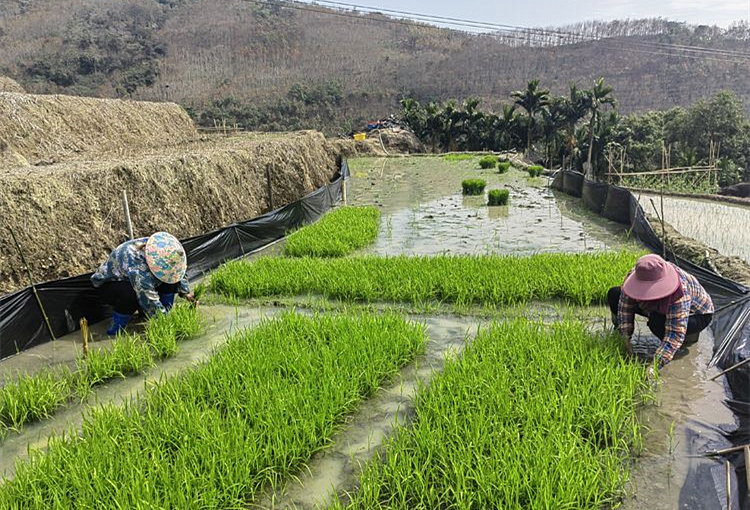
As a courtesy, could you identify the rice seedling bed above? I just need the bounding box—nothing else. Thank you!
[334,319,649,509]
[285,206,381,257]
[0,305,200,439]
[0,311,425,508]
[211,252,641,307]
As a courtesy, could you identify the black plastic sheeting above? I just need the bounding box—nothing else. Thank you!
[562,171,584,197]
[552,170,750,509]
[581,179,608,215]
[0,160,349,360]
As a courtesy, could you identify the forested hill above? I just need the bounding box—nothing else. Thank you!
[2,0,750,133]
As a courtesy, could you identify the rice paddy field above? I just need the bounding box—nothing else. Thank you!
[637,192,750,264]
[0,155,735,509]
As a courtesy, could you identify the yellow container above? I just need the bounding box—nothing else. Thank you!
[353,132,366,141]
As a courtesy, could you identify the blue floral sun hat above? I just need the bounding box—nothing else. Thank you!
[144,232,187,284]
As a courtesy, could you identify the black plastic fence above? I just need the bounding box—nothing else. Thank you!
[0,160,349,360]
[552,170,750,509]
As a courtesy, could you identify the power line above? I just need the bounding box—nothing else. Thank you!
[281,0,750,63]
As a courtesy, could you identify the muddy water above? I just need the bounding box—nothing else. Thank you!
[348,157,637,255]
[0,305,276,478]
[637,193,750,263]
[623,320,733,509]
[261,314,481,510]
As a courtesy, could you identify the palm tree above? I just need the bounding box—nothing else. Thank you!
[584,78,616,179]
[563,84,589,169]
[511,79,550,155]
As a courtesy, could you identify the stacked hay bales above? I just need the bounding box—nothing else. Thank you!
[0,131,338,293]
[0,93,198,168]
[0,76,24,93]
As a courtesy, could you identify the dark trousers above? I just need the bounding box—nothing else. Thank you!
[101,280,179,315]
[607,286,712,342]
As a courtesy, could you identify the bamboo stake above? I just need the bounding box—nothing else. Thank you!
[80,317,89,357]
[706,443,750,456]
[122,190,134,240]
[8,228,56,342]
[745,446,750,503]
[726,459,731,510]
[710,357,750,381]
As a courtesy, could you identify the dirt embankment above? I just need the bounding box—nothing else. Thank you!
[648,215,750,287]
[0,92,197,168]
[0,131,338,294]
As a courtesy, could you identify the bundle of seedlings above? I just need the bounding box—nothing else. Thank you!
[497,161,511,174]
[488,189,510,206]
[211,251,641,307]
[0,305,201,437]
[478,155,498,169]
[461,179,486,195]
[527,165,544,177]
[335,319,649,509]
[0,312,425,508]
[285,206,381,257]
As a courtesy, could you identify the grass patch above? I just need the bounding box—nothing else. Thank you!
[211,252,641,307]
[334,319,649,509]
[442,153,475,162]
[461,178,486,195]
[527,165,544,177]
[497,161,511,173]
[284,206,381,257]
[488,188,510,206]
[0,305,201,436]
[478,155,498,169]
[0,311,425,508]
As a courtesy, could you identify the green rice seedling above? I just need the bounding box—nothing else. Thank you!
[80,332,155,385]
[211,251,641,307]
[442,153,475,162]
[527,164,544,177]
[334,319,649,509]
[461,179,486,195]
[478,155,498,169]
[488,188,510,206]
[497,161,511,173]
[0,367,74,430]
[285,206,381,257]
[0,311,425,508]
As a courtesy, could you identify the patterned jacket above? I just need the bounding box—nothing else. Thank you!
[91,238,190,317]
[617,263,713,366]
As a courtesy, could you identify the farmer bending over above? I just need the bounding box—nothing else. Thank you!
[91,232,195,335]
[608,254,713,369]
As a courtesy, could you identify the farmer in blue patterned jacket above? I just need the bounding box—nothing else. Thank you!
[91,232,195,336]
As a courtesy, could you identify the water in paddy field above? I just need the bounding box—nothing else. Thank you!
[348,157,637,256]
[637,193,750,264]
[0,305,277,479]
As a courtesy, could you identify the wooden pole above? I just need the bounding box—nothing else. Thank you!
[342,175,348,205]
[745,446,750,504]
[705,443,750,456]
[8,228,56,342]
[80,317,89,357]
[710,357,750,381]
[726,459,731,510]
[122,190,134,240]
[265,165,274,210]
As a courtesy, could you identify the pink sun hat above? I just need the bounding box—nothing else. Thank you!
[144,232,187,284]
[622,254,680,301]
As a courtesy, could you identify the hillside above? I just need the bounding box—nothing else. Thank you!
[2,0,750,132]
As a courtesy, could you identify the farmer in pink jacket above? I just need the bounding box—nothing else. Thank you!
[608,254,714,369]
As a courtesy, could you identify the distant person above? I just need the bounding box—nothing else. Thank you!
[91,232,195,335]
[608,254,713,369]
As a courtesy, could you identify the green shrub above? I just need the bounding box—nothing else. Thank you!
[497,161,511,173]
[527,165,544,177]
[488,189,510,206]
[478,155,498,169]
[461,179,486,195]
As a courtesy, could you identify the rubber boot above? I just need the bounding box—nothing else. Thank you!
[106,312,132,336]
[159,293,176,312]
[684,332,700,345]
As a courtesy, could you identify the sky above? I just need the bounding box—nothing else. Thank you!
[301,1,750,29]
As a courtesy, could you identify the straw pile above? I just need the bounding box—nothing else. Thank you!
[0,131,338,293]
[331,128,424,157]
[0,93,198,168]
[0,76,24,93]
